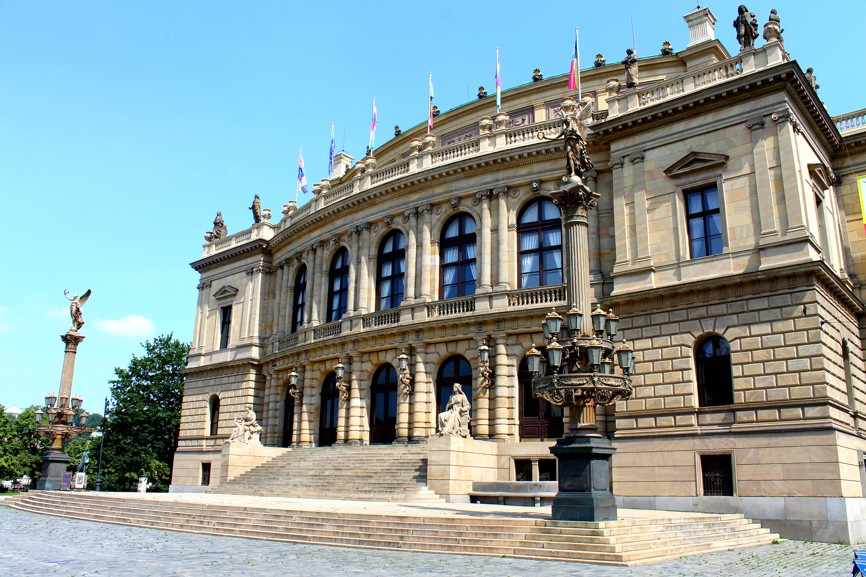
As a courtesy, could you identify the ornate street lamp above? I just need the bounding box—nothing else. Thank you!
[334,359,349,400]
[477,339,493,390]
[288,368,302,400]
[530,96,636,522]
[397,349,413,395]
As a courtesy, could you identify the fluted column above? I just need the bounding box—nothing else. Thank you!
[410,344,431,441]
[346,247,356,316]
[419,204,433,301]
[308,242,321,326]
[281,261,295,334]
[491,335,511,440]
[494,187,510,290]
[477,190,492,293]
[272,262,286,337]
[357,223,371,314]
[403,209,418,303]
[347,355,363,445]
[299,367,316,446]
[586,171,602,281]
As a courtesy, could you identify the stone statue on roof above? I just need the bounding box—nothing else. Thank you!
[622,49,638,88]
[250,194,262,224]
[734,5,759,50]
[212,211,227,240]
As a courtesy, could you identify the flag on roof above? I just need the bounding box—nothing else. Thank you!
[369,98,377,152]
[568,28,578,91]
[297,147,308,198]
[328,123,335,178]
[428,73,435,133]
[495,47,501,113]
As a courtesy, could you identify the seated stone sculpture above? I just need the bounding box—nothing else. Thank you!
[437,383,471,438]
[227,404,263,445]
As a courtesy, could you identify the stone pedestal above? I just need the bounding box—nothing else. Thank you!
[35,449,72,490]
[549,435,617,521]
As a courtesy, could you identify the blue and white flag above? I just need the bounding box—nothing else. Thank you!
[328,123,335,178]
[297,147,308,200]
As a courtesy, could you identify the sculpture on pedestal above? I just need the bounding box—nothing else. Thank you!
[64,289,91,332]
[538,96,595,181]
[227,404,263,445]
[250,194,262,224]
[622,49,638,88]
[437,383,471,438]
[213,212,227,240]
[734,5,759,50]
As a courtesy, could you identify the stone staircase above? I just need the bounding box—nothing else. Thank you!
[12,491,779,566]
[212,444,442,502]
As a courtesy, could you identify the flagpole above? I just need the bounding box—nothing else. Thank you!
[295,146,300,203]
[495,47,501,114]
[428,72,434,134]
[576,27,581,98]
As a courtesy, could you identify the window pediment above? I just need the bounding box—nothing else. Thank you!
[807,163,835,190]
[212,285,239,300]
[663,151,729,178]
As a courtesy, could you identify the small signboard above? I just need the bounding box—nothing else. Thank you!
[137,475,148,493]
[61,471,72,490]
[73,473,86,490]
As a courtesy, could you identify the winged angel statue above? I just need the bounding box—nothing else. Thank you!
[64,289,92,332]
[539,97,595,180]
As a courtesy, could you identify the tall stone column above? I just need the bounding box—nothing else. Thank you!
[609,158,628,269]
[477,190,492,293]
[773,110,808,234]
[419,204,433,301]
[403,209,418,303]
[272,262,286,337]
[346,247,357,316]
[192,281,210,352]
[494,186,511,290]
[290,368,304,447]
[585,171,602,281]
[410,344,431,441]
[748,117,779,239]
[491,336,511,440]
[356,223,371,314]
[307,242,321,326]
[347,355,363,445]
[282,261,296,334]
[299,367,315,447]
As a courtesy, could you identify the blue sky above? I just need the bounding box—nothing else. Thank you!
[0,1,861,414]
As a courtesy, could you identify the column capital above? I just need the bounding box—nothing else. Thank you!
[746,117,765,130]
[493,185,508,197]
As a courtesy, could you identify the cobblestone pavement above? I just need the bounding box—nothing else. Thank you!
[1,507,860,577]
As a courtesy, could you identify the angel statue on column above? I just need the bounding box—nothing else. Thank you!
[65,289,92,332]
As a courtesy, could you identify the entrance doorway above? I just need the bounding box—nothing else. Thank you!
[518,352,563,440]
[318,371,339,446]
[281,387,295,447]
[369,364,398,444]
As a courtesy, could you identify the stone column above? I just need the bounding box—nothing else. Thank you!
[307,242,321,326]
[410,344,431,441]
[346,248,357,316]
[58,332,85,406]
[262,373,278,445]
[494,186,511,290]
[477,190,492,293]
[419,204,433,301]
[282,261,295,334]
[403,209,418,303]
[335,369,348,446]
[491,335,511,440]
[585,171,602,281]
[629,155,652,267]
[395,351,411,443]
[609,158,628,269]
[473,338,490,440]
[773,110,808,234]
[347,355,363,445]
[192,281,210,351]
[299,367,316,447]
[272,262,286,337]
[291,369,303,447]
[356,223,371,314]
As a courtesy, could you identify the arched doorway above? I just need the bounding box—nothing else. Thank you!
[436,356,473,434]
[318,371,339,446]
[281,387,295,447]
[369,364,398,444]
[518,350,563,440]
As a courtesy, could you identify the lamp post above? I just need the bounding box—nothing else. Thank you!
[529,96,636,522]
[95,396,110,492]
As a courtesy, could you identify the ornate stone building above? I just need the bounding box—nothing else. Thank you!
[171,8,866,543]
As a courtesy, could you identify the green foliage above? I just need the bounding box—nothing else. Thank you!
[100,334,189,491]
[0,405,51,482]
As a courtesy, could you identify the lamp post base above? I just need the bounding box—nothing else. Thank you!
[549,435,617,522]
[35,449,72,490]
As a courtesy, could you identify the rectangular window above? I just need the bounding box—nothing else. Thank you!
[219,305,232,349]
[700,454,734,496]
[685,186,723,258]
[201,463,211,486]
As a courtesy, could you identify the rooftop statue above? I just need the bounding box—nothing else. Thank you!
[540,97,595,181]
[437,383,471,438]
[64,289,91,332]
[734,5,759,50]
[250,194,262,224]
[622,48,638,88]
[212,211,227,240]
[227,404,263,445]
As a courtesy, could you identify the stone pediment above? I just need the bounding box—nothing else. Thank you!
[212,285,239,300]
[663,151,729,178]
[807,163,835,190]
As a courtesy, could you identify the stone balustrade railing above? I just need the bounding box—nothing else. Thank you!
[324,182,356,206]
[835,108,866,134]
[638,77,686,106]
[362,310,401,328]
[426,297,475,318]
[432,138,480,164]
[507,285,566,307]
[313,321,342,340]
[370,159,412,186]
[202,222,274,257]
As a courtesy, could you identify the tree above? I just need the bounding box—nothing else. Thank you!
[0,405,50,482]
[100,334,189,491]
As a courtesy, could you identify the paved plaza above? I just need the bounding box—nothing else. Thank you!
[1,505,860,577]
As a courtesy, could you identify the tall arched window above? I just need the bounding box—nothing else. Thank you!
[377,230,406,310]
[291,265,307,333]
[518,198,563,289]
[696,335,734,406]
[327,248,350,322]
[436,356,473,420]
[319,372,339,446]
[441,214,477,299]
[208,395,220,436]
[369,364,399,444]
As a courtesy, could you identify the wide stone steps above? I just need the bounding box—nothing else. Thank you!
[13,492,778,566]
[214,445,439,501]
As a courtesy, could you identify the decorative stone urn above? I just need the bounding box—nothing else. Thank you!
[493,112,509,130]
[479,116,494,135]
[364,156,377,172]
[422,133,436,151]
[409,138,423,155]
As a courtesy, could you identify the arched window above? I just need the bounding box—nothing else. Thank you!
[369,364,399,444]
[291,265,307,333]
[208,395,220,436]
[441,214,477,299]
[518,349,563,440]
[319,372,339,446]
[377,230,406,310]
[518,198,563,289]
[696,335,734,406]
[327,248,350,322]
[435,356,473,424]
